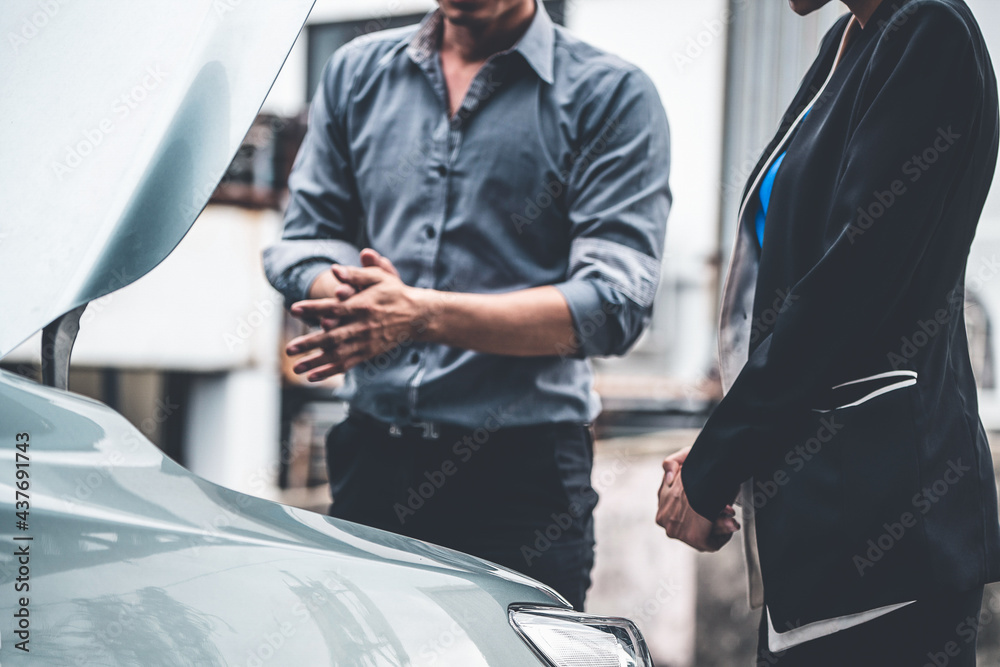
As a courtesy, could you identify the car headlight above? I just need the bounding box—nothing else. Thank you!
[509,605,653,667]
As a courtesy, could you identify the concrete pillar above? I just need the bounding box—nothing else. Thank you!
[184,367,283,500]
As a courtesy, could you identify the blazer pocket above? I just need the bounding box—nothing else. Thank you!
[812,370,918,413]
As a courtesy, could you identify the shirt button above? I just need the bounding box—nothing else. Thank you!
[435,164,448,177]
[409,351,420,364]
[425,226,436,239]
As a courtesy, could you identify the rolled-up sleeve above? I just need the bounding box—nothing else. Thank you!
[263,48,364,306]
[553,68,671,357]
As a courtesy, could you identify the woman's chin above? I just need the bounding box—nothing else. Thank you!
[788,0,835,16]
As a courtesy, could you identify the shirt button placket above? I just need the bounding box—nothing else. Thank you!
[407,116,450,419]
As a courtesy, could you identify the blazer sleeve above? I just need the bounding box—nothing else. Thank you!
[682,4,987,520]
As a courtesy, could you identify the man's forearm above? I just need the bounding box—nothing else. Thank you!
[286,264,581,380]
[416,285,577,357]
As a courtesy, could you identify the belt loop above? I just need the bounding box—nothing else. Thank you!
[420,422,440,440]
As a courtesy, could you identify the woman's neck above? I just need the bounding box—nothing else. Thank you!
[844,0,886,28]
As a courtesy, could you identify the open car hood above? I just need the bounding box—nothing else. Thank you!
[0,369,562,664]
[0,0,314,359]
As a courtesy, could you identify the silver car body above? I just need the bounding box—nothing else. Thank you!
[0,369,558,665]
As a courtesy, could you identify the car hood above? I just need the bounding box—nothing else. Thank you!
[0,0,313,359]
[0,369,562,664]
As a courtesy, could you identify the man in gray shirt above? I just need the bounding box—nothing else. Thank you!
[264,0,670,610]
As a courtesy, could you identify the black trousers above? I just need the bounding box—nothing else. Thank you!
[324,412,598,610]
[756,588,985,667]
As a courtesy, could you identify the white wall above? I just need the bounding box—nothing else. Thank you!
[6,207,284,371]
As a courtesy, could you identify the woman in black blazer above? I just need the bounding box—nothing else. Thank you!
[656,0,1000,663]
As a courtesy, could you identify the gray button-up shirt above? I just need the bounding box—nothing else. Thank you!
[263,3,671,429]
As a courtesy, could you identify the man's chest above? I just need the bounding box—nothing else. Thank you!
[335,64,583,288]
[440,52,486,118]
[344,70,573,239]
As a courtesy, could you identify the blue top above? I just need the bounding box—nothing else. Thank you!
[263,2,672,428]
[755,110,810,247]
[755,153,786,247]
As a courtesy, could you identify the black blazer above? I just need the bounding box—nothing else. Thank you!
[682,0,1000,629]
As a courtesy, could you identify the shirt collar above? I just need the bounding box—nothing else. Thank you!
[405,1,555,85]
[405,10,442,64]
[513,1,555,84]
